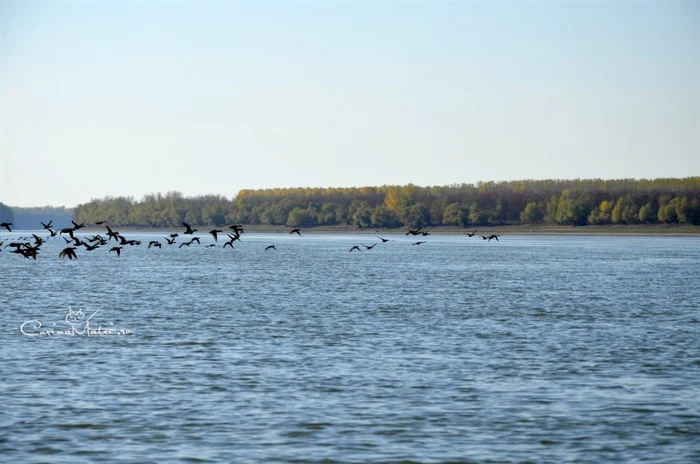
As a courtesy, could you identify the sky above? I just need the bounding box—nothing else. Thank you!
[1,1,698,208]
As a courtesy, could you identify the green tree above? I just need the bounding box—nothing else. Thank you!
[443,203,469,227]
[350,200,373,227]
[371,205,399,227]
[489,199,507,224]
[469,202,489,226]
[638,203,656,223]
[404,203,431,227]
[545,195,559,223]
[286,207,314,227]
[588,200,614,225]
[611,195,639,224]
[520,202,544,224]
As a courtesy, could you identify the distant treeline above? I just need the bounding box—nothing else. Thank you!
[0,205,74,230]
[71,178,700,228]
[0,202,14,224]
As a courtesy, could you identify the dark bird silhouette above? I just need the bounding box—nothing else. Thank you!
[109,246,122,256]
[190,237,200,245]
[170,233,179,238]
[183,223,197,235]
[405,227,422,236]
[349,245,361,252]
[206,244,216,248]
[223,241,234,249]
[118,235,128,245]
[71,221,85,230]
[20,246,39,260]
[487,234,500,242]
[148,241,161,249]
[165,237,176,245]
[265,245,277,251]
[421,231,430,236]
[95,221,107,225]
[227,233,241,243]
[363,243,377,250]
[481,236,489,240]
[412,241,427,245]
[59,247,78,260]
[179,242,191,249]
[290,228,301,236]
[209,230,223,242]
[466,230,478,237]
[228,224,244,235]
[12,244,39,260]
[47,228,58,237]
[1,222,13,232]
[40,220,53,230]
[32,234,44,246]
[378,236,390,243]
[105,225,120,242]
[82,242,100,251]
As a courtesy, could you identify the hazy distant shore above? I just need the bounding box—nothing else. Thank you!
[35,223,700,236]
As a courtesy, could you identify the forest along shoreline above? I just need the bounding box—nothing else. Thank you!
[58,224,700,236]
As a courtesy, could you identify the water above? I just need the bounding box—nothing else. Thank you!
[1,232,699,463]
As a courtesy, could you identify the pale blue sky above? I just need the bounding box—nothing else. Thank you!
[1,1,698,207]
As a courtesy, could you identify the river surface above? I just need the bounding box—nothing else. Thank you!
[1,231,699,463]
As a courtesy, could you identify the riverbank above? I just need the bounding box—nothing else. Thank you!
[42,223,700,236]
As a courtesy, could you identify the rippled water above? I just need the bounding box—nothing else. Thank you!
[1,231,699,463]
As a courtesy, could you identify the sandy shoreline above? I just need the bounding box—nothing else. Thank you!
[49,223,700,236]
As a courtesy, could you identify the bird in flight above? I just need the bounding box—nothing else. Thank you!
[0,222,12,232]
[82,242,101,251]
[105,225,120,242]
[405,227,422,236]
[183,223,197,235]
[363,243,377,250]
[95,221,107,225]
[229,224,244,236]
[377,236,390,243]
[71,221,86,230]
[59,247,78,260]
[349,245,361,252]
[412,241,426,245]
[265,245,277,251]
[466,230,478,237]
[109,246,122,256]
[209,230,223,242]
[148,241,161,249]
[165,237,176,245]
[290,228,301,236]
[40,220,53,230]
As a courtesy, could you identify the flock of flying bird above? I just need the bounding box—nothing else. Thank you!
[0,221,501,261]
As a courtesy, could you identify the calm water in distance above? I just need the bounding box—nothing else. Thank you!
[1,231,699,463]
